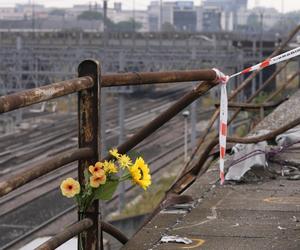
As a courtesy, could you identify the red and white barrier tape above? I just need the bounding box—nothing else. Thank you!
[230,46,300,78]
[213,68,229,184]
[213,46,300,185]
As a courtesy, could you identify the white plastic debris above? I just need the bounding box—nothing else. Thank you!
[292,216,299,222]
[225,130,269,181]
[276,127,300,146]
[160,235,193,245]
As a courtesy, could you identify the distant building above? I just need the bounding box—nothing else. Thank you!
[148,1,197,32]
[0,7,23,20]
[202,0,248,31]
[235,7,281,33]
[201,6,222,32]
[202,0,247,12]
[0,4,48,21]
[173,1,197,31]
[0,0,281,33]
[15,3,48,19]
[148,1,161,32]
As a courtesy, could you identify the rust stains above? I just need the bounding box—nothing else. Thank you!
[102,69,217,87]
[0,76,93,114]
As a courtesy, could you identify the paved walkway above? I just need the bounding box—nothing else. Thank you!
[122,91,300,250]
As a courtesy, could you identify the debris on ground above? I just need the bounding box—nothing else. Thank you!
[160,235,193,245]
[225,128,300,182]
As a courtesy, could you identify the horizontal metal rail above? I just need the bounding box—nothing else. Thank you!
[0,69,217,115]
[0,76,94,114]
[0,147,94,197]
[36,218,93,250]
[101,69,217,87]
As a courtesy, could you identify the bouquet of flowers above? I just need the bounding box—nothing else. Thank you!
[60,148,151,212]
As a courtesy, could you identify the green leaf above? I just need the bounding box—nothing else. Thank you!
[93,180,119,200]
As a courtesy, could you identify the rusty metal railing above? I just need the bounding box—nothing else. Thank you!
[0,24,299,250]
[0,61,219,249]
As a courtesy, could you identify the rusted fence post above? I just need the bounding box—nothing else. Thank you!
[78,60,102,250]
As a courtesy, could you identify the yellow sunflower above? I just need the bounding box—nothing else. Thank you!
[103,160,118,174]
[109,148,120,159]
[118,154,132,169]
[60,178,80,198]
[129,157,151,190]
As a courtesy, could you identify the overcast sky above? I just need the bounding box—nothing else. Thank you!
[0,0,299,13]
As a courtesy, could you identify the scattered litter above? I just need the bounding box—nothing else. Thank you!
[231,223,240,227]
[172,203,195,209]
[287,175,300,180]
[160,202,194,214]
[292,216,299,222]
[281,166,296,177]
[225,128,300,183]
[276,128,300,146]
[160,209,188,214]
[277,226,286,230]
[225,134,268,181]
[160,235,192,245]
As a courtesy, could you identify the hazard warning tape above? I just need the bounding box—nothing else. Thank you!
[213,46,300,185]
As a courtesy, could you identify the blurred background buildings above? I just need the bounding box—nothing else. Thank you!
[0,0,298,33]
